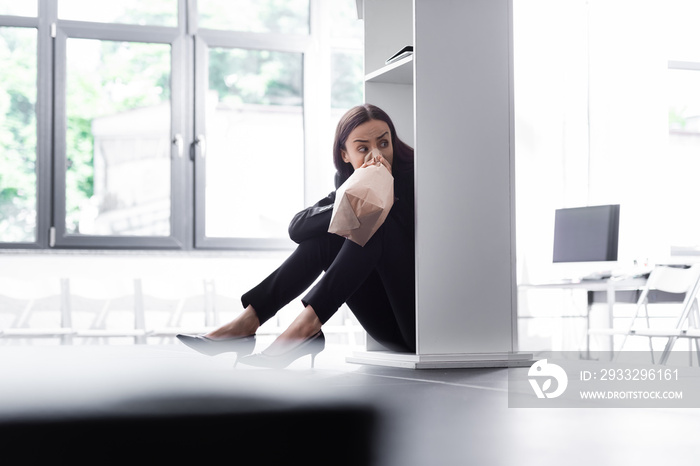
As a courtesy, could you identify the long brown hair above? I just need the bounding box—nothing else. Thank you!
[333,104,414,185]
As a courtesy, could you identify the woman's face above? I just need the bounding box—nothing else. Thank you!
[341,119,393,170]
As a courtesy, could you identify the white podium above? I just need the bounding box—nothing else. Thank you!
[349,0,532,369]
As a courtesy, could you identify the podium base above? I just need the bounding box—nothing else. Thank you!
[346,350,535,369]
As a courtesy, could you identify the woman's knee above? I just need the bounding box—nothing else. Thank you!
[295,233,344,271]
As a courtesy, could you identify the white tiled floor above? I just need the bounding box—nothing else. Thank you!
[1,342,699,465]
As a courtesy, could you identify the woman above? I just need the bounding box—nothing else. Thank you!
[177,104,415,368]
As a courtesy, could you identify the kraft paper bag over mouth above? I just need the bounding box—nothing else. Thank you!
[328,151,394,247]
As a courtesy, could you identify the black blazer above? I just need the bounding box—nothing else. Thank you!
[288,167,415,244]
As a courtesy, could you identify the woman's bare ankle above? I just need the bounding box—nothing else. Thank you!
[288,305,322,336]
[205,306,259,339]
[264,306,322,355]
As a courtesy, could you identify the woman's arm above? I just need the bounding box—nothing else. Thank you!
[289,168,414,244]
[288,191,336,244]
[288,172,344,244]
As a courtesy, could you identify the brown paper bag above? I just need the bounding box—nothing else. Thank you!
[328,153,394,246]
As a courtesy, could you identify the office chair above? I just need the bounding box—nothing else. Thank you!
[613,264,700,364]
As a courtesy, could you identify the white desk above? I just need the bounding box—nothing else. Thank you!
[519,276,648,356]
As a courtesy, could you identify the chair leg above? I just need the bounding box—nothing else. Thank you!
[203,279,217,327]
[134,279,147,345]
[60,278,73,346]
[643,303,651,331]
[616,297,650,361]
[648,337,655,364]
[642,303,657,364]
[659,336,677,365]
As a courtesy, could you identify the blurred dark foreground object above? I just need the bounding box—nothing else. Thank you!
[0,395,378,465]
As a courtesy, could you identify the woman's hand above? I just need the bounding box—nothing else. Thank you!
[361,152,392,175]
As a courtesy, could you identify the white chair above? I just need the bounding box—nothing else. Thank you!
[68,277,148,344]
[141,277,212,340]
[0,277,74,344]
[591,265,700,364]
[633,266,700,365]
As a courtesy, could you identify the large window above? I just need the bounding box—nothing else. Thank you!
[665,0,700,254]
[57,0,178,26]
[64,38,172,237]
[0,3,38,17]
[514,0,700,282]
[203,48,304,240]
[197,0,309,34]
[0,0,364,250]
[0,27,37,243]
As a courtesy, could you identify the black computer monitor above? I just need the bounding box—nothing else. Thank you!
[552,204,620,263]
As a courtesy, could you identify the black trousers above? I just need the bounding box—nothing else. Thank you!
[241,217,416,352]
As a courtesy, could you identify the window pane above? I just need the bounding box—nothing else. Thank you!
[65,39,171,236]
[205,48,304,238]
[329,0,363,40]
[331,51,363,109]
[0,27,37,243]
[666,68,700,249]
[668,69,700,135]
[198,0,309,34]
[58,0,177,27]
[0,1,37,17]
